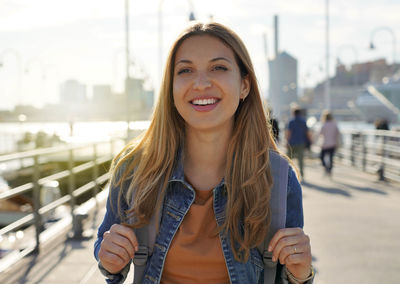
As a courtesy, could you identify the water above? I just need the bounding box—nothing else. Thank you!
[1,120,399,155]
[0,121,150,154]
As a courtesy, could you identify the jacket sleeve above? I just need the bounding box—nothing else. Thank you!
[285,166,304,229]
[93,164,132,283]
[278,166,314,284]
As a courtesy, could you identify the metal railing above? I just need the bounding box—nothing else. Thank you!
[0,138,124,272]
[337,129,400,182]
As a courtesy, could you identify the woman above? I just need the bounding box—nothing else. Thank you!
[94,22,313,283]
[319,110,341,175]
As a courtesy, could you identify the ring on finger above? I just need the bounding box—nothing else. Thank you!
[293,246,297,254]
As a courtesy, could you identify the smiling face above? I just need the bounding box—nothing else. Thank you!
[172,35,250,133]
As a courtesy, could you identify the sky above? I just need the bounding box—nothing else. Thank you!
[0,0,399,110]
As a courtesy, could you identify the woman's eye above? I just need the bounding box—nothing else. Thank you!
[177,68,191,75]
[213,65,228,71]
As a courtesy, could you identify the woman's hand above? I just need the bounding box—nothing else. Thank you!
[268,228,312,280]
[98,224,139,274]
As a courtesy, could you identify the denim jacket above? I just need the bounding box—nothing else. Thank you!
[94,154,308,284]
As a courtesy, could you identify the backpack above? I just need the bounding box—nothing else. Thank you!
[132,150,289,284]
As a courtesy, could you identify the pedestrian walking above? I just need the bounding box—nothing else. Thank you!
[268,108,280,143]
[285,107,312,180]
[319,110,340,175]
[94,22,314,284]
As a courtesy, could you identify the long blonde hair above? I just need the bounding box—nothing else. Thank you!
[111,22,279,262]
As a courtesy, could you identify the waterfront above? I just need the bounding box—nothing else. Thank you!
[0,121,151,154]
[1,119,399,154]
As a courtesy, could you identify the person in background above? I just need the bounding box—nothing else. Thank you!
[94,22,314,284]
[318,110,340,175]
[285,107,312,180]
[268,108,280,143]
[374,118,390,130]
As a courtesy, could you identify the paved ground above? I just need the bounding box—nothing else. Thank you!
[1,159,399,283]
[302,160,400,284]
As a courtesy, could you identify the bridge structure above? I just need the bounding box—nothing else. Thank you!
[0,129,399,284]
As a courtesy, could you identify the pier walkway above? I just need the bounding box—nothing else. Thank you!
[0,159,399,284]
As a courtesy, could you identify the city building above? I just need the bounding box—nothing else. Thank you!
[269,51,298,122]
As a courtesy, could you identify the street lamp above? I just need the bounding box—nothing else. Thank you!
[158,0,196,86]
[369,27,397,66]
[324,0,331,110]
[125,0,131,141]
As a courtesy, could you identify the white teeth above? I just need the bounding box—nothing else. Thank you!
[192,98,217,105]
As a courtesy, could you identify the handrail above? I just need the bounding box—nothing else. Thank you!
[336,129,400,182]
[0,138,122,256]
[0,142,101,163]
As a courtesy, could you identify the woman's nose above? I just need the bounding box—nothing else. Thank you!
[193,72,212,90]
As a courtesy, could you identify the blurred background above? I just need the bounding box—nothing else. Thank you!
[0,0,399,140]
[0,1,399,283]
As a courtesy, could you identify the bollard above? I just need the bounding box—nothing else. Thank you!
[72,210,89,239]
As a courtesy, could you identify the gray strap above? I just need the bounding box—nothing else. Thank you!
[132,226,149,284]
[258,151,288,284]
[132,196,163,283]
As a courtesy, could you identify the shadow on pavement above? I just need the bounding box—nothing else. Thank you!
[15,238,88,284]
[302,181,352,197]
[334,181,388,195]
[16,243,70,284]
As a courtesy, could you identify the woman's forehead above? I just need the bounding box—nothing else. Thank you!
[174,35,235,63]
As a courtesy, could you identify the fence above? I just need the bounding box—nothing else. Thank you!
[0,139,124,273]
[337,129,400,183]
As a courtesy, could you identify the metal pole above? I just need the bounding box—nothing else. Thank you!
[325,0,331,110]
[125,0,130,141]
[157,0,195,98]
[92,143,99,209]
[158,0,164,90]
[68,148,76,236]
[263,32,269,94]
[370,27,397,69]
[33,155,42,253]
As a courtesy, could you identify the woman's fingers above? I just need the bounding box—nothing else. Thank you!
[102,231,134,261]
[98,224,139,274]
[110,224,139,252]
[278,239,309,265]
[268,228,311,265]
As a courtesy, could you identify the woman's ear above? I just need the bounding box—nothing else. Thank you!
[240,75,250,100]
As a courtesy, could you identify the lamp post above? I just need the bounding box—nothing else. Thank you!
[125,0,131,141]
[369,26,397,66]
[324,0,331,110]
[0,49,23,106]
[158,0,196,87]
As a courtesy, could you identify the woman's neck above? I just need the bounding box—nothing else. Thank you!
[183,126,232,191]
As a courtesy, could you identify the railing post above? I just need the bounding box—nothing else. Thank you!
[32,154,42,253]
[110,138,115,158]
[68,148,77,236]
[361,133,367,171]
[350,133,357,166]
[93,143,99,208]
[378,135,386,181]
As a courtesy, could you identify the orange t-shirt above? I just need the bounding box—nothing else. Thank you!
[161,188,230,283]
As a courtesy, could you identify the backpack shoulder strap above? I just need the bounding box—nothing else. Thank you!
[257,150,289,284]
[132,197,163,283]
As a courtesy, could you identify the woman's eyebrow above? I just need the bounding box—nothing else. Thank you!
[210,57,233,64]
[175,59,192,65]
[175,57,233,65]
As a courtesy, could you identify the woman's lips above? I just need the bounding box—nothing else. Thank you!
[190,98,220,112]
